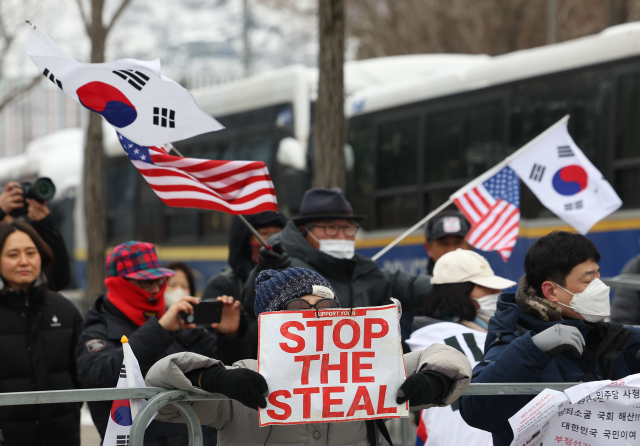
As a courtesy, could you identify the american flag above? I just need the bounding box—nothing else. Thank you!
[452,166,520,261]
[117,133,279,214]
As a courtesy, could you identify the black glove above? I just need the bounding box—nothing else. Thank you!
[258,241,291,270]
[396,370,452,406]
[187,366,268,410]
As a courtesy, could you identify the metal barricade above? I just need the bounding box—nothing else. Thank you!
[0,383,580,446]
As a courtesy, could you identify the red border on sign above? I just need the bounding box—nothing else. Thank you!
[257,303,409,426]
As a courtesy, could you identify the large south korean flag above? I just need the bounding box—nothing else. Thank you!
[508,116,622,234]
[26,22,223,147]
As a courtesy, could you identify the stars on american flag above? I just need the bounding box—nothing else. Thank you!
[117,133,153,164]
[483,166,520,207]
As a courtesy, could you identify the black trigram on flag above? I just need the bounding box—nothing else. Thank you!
[153,108,175,128]
[557,145,574,157]
[529,164,546,182]
[42,68,62,90]
[116,434,129,446]
[564,200,584,211]
[119,367,126,379]
[112,69,150,91]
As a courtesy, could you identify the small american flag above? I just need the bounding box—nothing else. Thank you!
[452,166,520,261]
[117,133,278,214]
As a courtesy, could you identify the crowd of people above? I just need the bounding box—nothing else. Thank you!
[0,182,638,446]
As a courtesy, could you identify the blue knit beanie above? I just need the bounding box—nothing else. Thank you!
[254,267,339,317]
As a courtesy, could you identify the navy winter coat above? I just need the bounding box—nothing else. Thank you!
[459,293,640,446]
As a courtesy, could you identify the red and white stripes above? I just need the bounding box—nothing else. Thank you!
[132,147,278,214]
[453,185,519,261]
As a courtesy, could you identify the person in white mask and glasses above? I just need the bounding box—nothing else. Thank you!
[241,187,431,321]
[460,231,640,446]
[407,249,515,446]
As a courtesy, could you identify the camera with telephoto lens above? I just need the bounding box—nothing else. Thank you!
[9,177,56,217]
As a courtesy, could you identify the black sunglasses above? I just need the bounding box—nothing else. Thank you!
[284,298,339,310]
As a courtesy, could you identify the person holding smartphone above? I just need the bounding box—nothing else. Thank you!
[75,241,244,446]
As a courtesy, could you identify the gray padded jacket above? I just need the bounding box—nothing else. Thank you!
[145,345,472,446]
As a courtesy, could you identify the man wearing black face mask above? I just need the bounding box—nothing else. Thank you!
[202,212,287,305]
[242,188,432,323]
[459,231,640,446]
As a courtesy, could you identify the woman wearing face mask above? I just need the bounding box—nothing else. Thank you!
[164,262,197,307]
[406,249,515,446]
[0,221,83,446]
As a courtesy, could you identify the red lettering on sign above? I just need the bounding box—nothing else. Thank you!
[333,319,361,349]
[352,351,375,383]
[293,387,320,418]
[307,320,333,351]
[294,355,321,385]
[322,386,345,418]
[346,386,375,416]
[267,390,292,420]
[279,321,305,353]
[364,318,389,349]
[377,385,397,415]
[321,352,349,384]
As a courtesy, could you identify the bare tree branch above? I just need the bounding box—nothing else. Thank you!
[74,0,91,35]
[106,0,133,33]
[0,74,41,113]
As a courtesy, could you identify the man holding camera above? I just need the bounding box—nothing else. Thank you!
[76,241,245,445]
[0,181,71,291]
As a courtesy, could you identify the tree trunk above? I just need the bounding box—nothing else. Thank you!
[84,2,107,305]
[313,0,346,190]
[608,0,628,26]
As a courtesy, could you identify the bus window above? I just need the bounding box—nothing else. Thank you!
[376,194,420,229]
[347,125,374,230]
[424,102,505,183]
[614,71,640,208]
[615,72,640,160]
[376,117,419,189]
[239,137,272,168]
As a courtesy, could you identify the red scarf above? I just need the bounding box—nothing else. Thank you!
[105,276,166,326]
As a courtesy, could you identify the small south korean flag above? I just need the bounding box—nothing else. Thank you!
[25,22,224,147]
[508,116,622,234]
[103,336,154,446]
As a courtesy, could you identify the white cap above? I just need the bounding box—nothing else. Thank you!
[431,249,517,290]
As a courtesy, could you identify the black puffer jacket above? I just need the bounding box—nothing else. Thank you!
[0,283,83,446]
[76,295,246,446]
[202,212,286,302]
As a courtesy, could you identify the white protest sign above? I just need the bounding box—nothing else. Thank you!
[258,303,408,426]
[510,374,640,446]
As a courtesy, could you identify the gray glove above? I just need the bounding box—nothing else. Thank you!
[531,325,585,358]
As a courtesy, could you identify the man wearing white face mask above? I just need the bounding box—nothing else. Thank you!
[459,231,640,446]
[242,188,431,320]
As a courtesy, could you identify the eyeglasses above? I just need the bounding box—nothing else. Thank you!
[284,298,339,310]
[131,277,166,291]
[310,223,359,237]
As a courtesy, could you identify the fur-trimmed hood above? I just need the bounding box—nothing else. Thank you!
[515,275,564,322]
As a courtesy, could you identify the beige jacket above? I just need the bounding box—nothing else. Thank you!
[145,345,471,446]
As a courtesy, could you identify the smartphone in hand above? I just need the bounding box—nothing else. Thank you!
[181,301,223,327]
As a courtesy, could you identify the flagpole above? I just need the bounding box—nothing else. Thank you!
[121,336,139,422]
[370,114,570,262]
[371,199,453,261]
[166,144,270,248]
